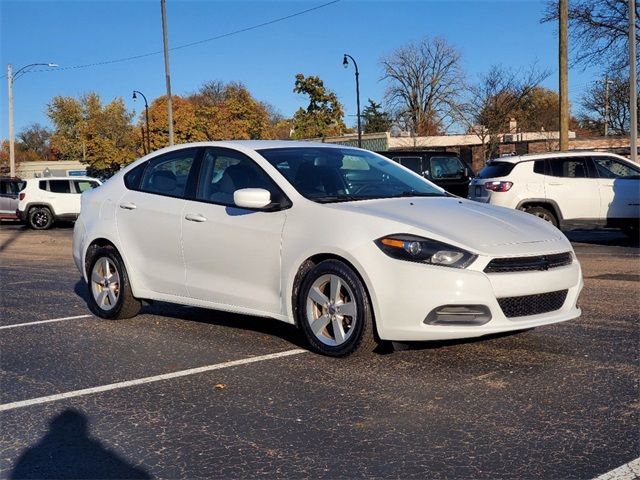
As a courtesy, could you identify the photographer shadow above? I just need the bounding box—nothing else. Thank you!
[10,409,150,479]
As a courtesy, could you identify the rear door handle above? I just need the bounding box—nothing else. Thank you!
[185,213,207,223]
[119,202,137,210]
[548,183,563,186]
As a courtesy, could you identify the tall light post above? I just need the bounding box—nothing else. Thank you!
[133,90,151,154]
[343,54,362,148]
[160,0,174,146]
[629,0,637,162]
[7,62,57,177]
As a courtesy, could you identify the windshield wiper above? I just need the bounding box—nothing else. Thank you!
[313,194,357,203]
[390,191,444,198]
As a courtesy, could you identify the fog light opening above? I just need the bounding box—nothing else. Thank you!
[424,305,492,326]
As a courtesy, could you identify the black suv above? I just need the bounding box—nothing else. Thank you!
[376,151,474,197]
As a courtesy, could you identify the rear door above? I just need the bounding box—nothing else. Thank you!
[544,157,601,221]
[591,156,640,219]
[116,148,200,297]
[46,179,76,216]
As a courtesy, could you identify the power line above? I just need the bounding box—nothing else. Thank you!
[1,0,340,77]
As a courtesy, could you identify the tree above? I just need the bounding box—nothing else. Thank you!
[291,74,346,139]
[48,93,138,177]
[542,0,639,70]
[146,95,207,150]
[188,81,271,141]
[361,99,392,133]
[18,123,54,160]
[380,37,464,136]
[512,87,561,132]
[457,65,549,159]
[579,74,638,135]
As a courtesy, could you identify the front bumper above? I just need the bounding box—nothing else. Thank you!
[362,251,583,342]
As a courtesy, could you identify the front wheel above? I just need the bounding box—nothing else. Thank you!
[87,246,141,319]
[296,260,376,357]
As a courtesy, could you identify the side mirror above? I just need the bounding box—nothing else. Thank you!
[233,188,272,209]
[464,167,470,178]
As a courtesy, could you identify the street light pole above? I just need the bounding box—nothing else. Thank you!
[559,0,569,151]
[343,54,362,148]
[629,0,637,162]
[7,62,57,177]
[133,90,151,154]
[160,0,174,146]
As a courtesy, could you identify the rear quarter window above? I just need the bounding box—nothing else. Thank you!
[476,162,516,179]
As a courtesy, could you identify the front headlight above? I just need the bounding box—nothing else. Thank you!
[375,234,477,269]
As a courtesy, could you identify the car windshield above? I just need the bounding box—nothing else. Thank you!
[257,147,445,203]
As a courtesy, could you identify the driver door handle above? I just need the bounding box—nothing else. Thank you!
[185,213,207,223]
[119,202,137,210]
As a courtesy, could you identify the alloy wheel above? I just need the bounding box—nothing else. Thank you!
[90,257,121,311]
[305,274,357,346]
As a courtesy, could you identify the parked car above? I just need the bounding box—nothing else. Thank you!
[468,152,640,238]
[0,176,25,220]
[73,141,582,357]
[17,176,102,229]
[376,150,474,197]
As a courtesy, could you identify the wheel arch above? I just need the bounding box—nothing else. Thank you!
[516,198,564,225]
[287,251,381,340]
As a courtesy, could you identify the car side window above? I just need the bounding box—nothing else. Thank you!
[49,180,72,193]
[533,160,546,175]
[39,180,48,191]
[592,157,640,179]
[429,157,464,180]
[139,149,198,198]
[196,148,281,206]
[73,180,99,193]
[0,181,6,195]
[547,158,589,178]
[395,157,422,175]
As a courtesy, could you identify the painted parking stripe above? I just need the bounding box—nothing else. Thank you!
[0,314,92,330]
[0,349,307,412]
[593,457,640,480]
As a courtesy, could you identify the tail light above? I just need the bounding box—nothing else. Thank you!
[19,192,25,201]
[484,181,513,192]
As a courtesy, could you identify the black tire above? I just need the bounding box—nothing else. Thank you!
[525,206,558,228]
[622,224,640,241]
[28,206,53,230]
[86,246,141,319]
[296,259,377,357]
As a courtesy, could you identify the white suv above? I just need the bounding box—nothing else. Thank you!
[17,176,101,229]
[468,152,640,238]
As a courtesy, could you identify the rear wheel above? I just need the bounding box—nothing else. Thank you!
[296,260,376,357]
[87,246,141,319]
[28,207,53,230]
[524,206,558,228]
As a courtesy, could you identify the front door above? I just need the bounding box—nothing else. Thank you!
[181,147,287,314]
[591,156,640,220]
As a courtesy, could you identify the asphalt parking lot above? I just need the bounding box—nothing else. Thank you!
[1,222,638,479]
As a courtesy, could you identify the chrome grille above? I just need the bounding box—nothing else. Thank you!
[484,252,573,273]
[498,290,568,318]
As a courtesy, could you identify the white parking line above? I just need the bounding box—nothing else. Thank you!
[0,349,307,412]
[594,457,640,480]
[0,314,93,330]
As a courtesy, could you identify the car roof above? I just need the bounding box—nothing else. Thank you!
[489,151,630,164]
[26,176,99,181]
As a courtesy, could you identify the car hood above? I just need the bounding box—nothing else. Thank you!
[330,197,569,256]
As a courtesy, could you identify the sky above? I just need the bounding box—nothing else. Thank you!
[0,0,599,137]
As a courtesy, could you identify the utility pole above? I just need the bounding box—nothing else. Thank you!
[604,75,610,137]
[160,0,174,146]
[629,0,637,162]
[7,64,15,177]
[559,0,569,151]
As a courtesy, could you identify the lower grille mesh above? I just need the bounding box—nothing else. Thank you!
[498,290,568,318]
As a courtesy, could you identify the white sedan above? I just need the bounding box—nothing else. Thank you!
[73,141,583,356]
